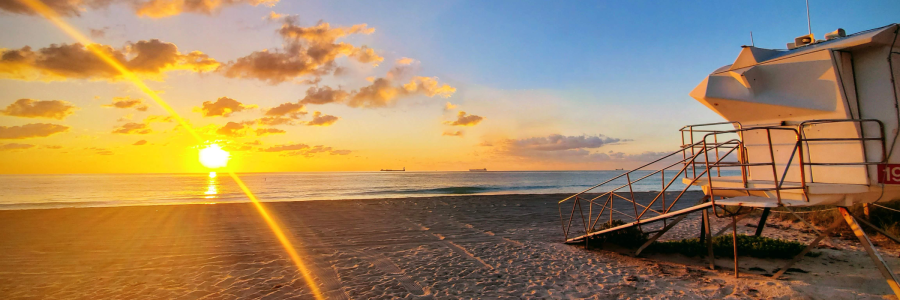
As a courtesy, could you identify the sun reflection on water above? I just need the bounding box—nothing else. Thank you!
[205,172,218,199]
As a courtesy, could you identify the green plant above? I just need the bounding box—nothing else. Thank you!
[646,234,816,259]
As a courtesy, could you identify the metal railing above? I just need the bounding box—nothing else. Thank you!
[558,119,886,242]
[558,139,741,241]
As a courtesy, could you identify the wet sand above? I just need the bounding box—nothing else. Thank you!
[0,192,897,299]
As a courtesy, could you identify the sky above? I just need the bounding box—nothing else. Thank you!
[0,0,898,174]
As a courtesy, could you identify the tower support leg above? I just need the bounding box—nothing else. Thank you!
[703,208,714,270]
[755,208,771,236]
[839,207,900,297]
[772,217,844,279]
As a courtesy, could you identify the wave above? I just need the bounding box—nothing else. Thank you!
[355,184,588,195]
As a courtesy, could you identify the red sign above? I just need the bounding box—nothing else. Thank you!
[878,164,900,184]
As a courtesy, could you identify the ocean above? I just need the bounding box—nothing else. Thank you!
[0,170,737,210]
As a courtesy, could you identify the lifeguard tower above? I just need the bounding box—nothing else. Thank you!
[558,24,900,296]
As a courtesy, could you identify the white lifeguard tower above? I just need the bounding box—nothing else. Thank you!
[559,24,900,296]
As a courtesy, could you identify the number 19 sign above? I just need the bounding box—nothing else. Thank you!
[878,164,900,184]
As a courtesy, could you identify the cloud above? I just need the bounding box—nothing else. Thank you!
[133,140,148,145]
[215,121,284,137]
[143,115,174,123]
[1,98,78,120]
[0,0,109,17]
[264,11,284,21]
[255,116,297,126]
[442,130,463,137]
[0,143,34,151]
[260,143,350,157]
[339,76,456,108]
[506,134,621,152]
[255,127,285,136]
[219,19,381,84]
[330,149,351,155]
[112,122,152,134]
[103,97,148,111]
[265,102,306,117]
[0,123,69,139]
[260,143,309,152]
[215,122,245,137]
[445,111,483,126]
[0,40,219,82]
[0,0,280,18]
[395,57,415,65]
[444,102,457,111]
[196,97,256,117]
[306,111,338,126]
[44,145,63,149]
[487,134,670,163]
[89,27,107,38]
[135,0,279,18]
[299,86,349,105]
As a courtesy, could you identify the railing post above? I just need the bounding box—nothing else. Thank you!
[766,129,782,204]
[661,169,667,227]
[626,173,640,231]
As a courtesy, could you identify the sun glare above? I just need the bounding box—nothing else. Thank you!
[199,144,230,169]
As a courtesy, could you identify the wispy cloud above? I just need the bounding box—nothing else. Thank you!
[306,111,338,126]
[0,40,219,82]
[196,97,256,117]
[0,123,69,139]
[1,99,78,120]
[103,97,148,112]
[0,0,280,18]
[445,111,483,126]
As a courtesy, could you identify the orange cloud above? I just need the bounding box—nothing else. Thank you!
[261,143,350,157]
[0,0,281,18]
[0,143,35,151]
[0,40,219,82]
[136,0,279,18]
[445,111,484,126]
[344,76,456,108]
[395,57,415,65]
[112,122,152,134]
[220,19,382,84]
[133,140,148,145]
[255,128,285,136]
[306,111,338,126]
[0,123,69,139]
[103,97,148,111]
[299,86,349,105]
[1,98,78,120]
[143,115,174,123]
[444,102,457,111]
[196,97,256,117]
[264,11,284,21]
[255,116,297,126]
[265,102,306,117]
[442,130,463,137]
[215,121,284,137]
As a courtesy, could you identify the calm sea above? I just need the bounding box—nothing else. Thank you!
[0,170,736,210]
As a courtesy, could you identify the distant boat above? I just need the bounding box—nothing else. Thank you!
[615,168,624,170]
[469,168,487,172]
[380,167,405,172]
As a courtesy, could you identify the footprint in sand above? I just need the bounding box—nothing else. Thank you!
[350,250,429,297]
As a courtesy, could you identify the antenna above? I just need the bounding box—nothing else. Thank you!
[805,0,812,35]
[750,31,755,46]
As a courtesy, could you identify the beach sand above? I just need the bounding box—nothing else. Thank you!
[0,192,898,299]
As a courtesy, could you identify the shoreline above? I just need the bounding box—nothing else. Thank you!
[1,192,896,299]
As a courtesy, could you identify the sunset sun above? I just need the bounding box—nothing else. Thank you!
[199,144,230,169]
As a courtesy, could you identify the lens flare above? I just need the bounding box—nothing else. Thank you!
[13,1,324,299]
[199,144,230,169]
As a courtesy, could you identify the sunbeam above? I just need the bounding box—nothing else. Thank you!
[12,1,324,299]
